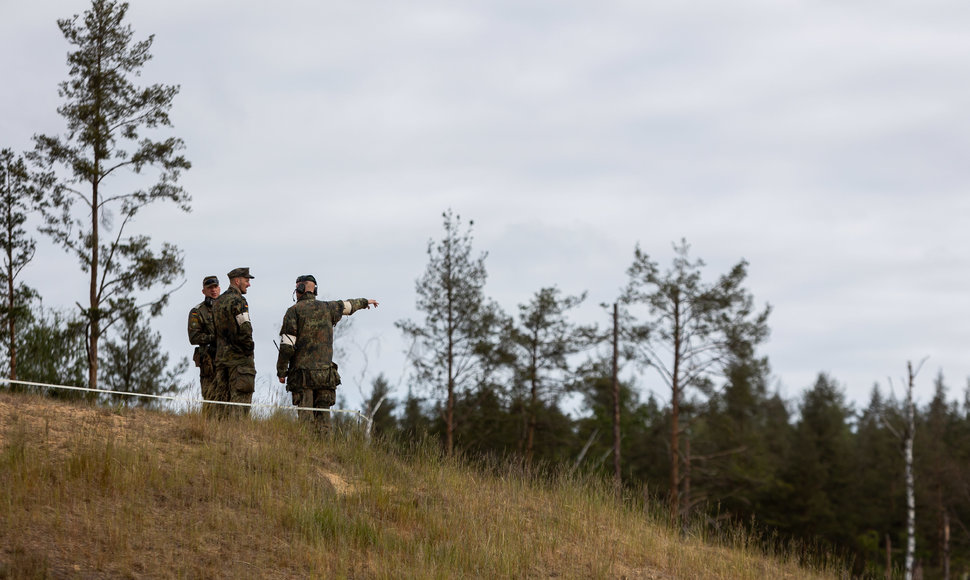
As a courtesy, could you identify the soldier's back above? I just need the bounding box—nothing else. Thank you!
[291,298,340,369]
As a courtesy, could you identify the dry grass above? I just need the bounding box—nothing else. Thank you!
[0,391,845,578]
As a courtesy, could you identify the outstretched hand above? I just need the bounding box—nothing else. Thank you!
[368,299,379,309]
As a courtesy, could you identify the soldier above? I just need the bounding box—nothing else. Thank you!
[213,267,256,418]
[276,274,378,432]
[187,275,221,418]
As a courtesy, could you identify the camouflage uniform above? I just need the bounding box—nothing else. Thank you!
[187,287,218,418]
[276,291,370,430]
[213,269,256,418]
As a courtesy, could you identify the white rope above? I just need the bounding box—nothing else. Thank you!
[0,377,368,423]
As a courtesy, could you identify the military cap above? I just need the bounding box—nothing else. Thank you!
[203,275,220,288]
[295,274,317,285]
[227,267,255,279]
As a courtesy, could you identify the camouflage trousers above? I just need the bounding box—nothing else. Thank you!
[213,363,256,419]
[291,387,336,432]
[199,371,218,419]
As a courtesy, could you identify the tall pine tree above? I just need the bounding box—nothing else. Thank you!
[397,210,497,454]
[621,239,770,523]
[688,352,778,522]
[853,384,905,573]
[510,286,593,461]
[0,148,39,382]
[777,374,857,548]
[916,371,963,576]
[30,0,190,391]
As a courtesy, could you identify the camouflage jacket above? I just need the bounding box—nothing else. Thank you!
[187,297,217,368]
[213,285,255,367]
[276,295,369,379]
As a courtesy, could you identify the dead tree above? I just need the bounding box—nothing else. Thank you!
[885,358,926,580]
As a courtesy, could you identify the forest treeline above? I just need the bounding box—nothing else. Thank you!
[367,210,969,579]
[2,1,968,579]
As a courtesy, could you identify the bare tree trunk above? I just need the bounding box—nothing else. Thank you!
[683,433,691,522]
[612,302,621,497]
[446,352,454,456]
[89,175,100,391]
[5,236,14,381]
[88,56,105,394]
[4,165,16,382]
[904,360,916,580]
[883,360,925,580]
[572,428,598,473]
[886,533,892,580]
[670,300,682,525]
[943,510,950,580]
[526,346,537,462]
[446,286,454,455]
[670,379,680,525]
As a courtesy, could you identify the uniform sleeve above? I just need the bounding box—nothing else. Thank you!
[276,307,298,377]
[231,296,255,354]
[187,307,213,346]
[340,298,370,316]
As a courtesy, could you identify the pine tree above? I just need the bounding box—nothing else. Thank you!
[399,388,432,441]
[452,383,519,458]
[915,371,964,577]
[777,374,857,547]
[688,352,778,521]
[954,385,970,578]
[30,0,191,391]
[15,304,87,393]
[0,149,40,382]
[853,384,905,573]
[749,390,793,528]
[99,306,188,407]
[621,239,770,523]
[510,286,593,461]
[396,209,496,455]
[363,374,398,437]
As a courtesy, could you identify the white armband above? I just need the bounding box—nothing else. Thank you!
[342,300,353,315]
[280,334,296,347]
[236,311,250,325]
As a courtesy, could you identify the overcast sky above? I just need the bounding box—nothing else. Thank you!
[3,0,970,416]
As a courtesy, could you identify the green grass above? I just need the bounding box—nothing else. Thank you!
[0,391,846,578]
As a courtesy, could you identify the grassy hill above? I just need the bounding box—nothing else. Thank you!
[0,391,844,578]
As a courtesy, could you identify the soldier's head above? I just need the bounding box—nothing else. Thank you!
[295,274,317,296]
[227,267,254,294]
[202,275,220,299]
